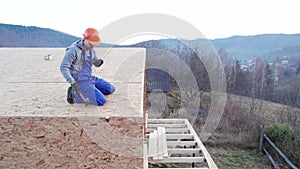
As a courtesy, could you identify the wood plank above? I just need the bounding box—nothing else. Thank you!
[147,124,186,128]
[150,168,209,169]
[166,134,194,140]
[146,119,216,168]
[143,144,148,169]
[165,128,189,133]
[149,157,205,163]
[264,134,298,169]
[167,141,197,147]
[150,168,208,169]
[184,119,218,169]
[145,113,148,129]
[157,127,164,159]
[263,147,280,169]
[168,148,202,154]
[147,128,189,133]
[160,127,168,157]
[166,128,189,133]
[148,118,186,124]
[148,130,158,158]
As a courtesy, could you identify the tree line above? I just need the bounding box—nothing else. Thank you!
[218,47,300,109]
[142,39,300,109]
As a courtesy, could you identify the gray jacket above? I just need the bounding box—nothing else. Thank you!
[60,39,102,84]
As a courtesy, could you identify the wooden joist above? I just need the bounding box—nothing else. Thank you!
[146,119,218,168]
[166,134,194,140]
[147,128,189,133]
[151,167,209,169]
[167,141,197,147]
[184,119,218,169]
[144,144,148,169]
[150,168,208,169]
[168,148,202,154]
[146,133,194,140]
[150,168,209,169]
[149,157,205,163]
[147,123,186,128]
[147,119,186,124]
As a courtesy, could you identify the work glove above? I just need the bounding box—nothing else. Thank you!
[94,59,104,67]
[71,82,81,93]
[67,86,75,104]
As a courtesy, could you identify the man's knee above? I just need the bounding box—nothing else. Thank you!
[108,85,116,94]
[95,89,107,106]
[96,97,106,106]
[102,85,115,95]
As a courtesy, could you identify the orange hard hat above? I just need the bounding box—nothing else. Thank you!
[83,28,101,46]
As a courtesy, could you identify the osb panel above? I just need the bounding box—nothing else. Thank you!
[0,117,143,169]
[0,48,146,117]
[0,83,143,118]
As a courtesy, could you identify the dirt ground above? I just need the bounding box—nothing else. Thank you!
[0,48,146,168]
[0,117,143,169]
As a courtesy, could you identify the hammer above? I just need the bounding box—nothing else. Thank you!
[71,84,89,107]
[78,92,89,107]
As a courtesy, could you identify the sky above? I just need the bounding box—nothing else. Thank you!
[1,0,299,44]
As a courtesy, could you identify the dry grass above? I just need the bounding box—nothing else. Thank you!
[229,94,300,125]
[207,145,273,169]
[161,89,300,168]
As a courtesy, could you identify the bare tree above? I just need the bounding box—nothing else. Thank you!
[277,75,300,107]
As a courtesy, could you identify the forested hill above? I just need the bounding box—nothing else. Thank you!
[129,34,300,60]
[211,34,300,60]
[0,23,79,47]
[2,23,300,60]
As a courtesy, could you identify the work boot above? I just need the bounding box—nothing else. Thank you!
[67,86,75,104]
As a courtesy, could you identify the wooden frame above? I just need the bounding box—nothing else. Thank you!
[145,118,218,169]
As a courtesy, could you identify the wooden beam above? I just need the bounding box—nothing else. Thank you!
[147,128,189,133]
[167,141,197,147]
[145,113,148,130]
[161,127,168,157]
[146,119,216,168]
[184,119,218,169]
[263,147,280,169]
[166,134,194,140]
[148,130,158,158]
[148,118,186,124]
[143,144,148,169]
[165,128,189,133]
[157,127,168,159]
[147,124,186,128]
[150,168,209,169]
[157,127,164,159]
[264,134,298,169]
[168,148,202,154]
[259,129,264,152]
[149,157,205,163]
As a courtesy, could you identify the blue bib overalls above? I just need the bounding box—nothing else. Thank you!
[72,51,115,106]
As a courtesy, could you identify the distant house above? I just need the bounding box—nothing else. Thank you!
[146,68,170,92]
[281,60,289,67]
[240,64,249,71]
[268,62,274,66]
